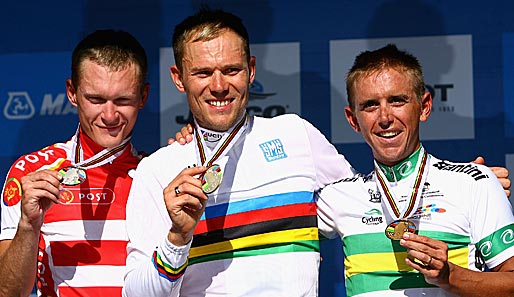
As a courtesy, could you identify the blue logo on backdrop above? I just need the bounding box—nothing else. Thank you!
[0,51,75,162]
[259,139,287,162]
[4,92,35,119]
[249,80,277,99]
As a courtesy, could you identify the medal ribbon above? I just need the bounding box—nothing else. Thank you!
[194,114,248,167]
[70,126,131,169]
[375,148,429,220]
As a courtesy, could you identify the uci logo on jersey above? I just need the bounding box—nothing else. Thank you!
[259,139,287,162]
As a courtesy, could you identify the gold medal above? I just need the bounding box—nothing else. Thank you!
[385,219,417,240]
[201,164,223,194]
[59,166,87,186]
[376,149,429,241]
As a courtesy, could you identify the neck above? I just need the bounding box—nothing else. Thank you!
[376,145,423,182]
[195,114,247,146]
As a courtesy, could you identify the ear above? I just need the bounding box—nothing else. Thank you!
[344,106,361,133]
[248,56,256,84]
[66,78,78,107]
[419,91,432,122]
[170,65,185,93]
[139,83,150,109]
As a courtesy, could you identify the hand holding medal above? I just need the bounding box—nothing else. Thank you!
[18,169,63,228]
[400,232,450,287]
[164,166,209,246]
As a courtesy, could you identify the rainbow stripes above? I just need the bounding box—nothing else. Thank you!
[189,191,319,265]
[152,250,188,282]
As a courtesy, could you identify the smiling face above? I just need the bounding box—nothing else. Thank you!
[66,60,149,148]
[345,68,432,166]
[170,29,255,132]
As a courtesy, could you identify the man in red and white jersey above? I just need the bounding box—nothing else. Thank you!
[0,29,149,296]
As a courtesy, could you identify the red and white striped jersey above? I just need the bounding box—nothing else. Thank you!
[1,130,141,297]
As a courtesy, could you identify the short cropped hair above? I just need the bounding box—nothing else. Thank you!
[172,8,251,71]
[71,30,147,90]
[346,44,425,110]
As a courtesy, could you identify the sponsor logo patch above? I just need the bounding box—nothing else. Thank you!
[368,189,381,203]
[58,188,115,205]
[421,182,444,198]
[362,208,384,225]
[59,189,75,204]
[365,208,382,216]
[201,130,223,143]
[414,204,446,215]
[433,161,489,181]
[411,203,446,220]
[259,139,287,162]
[3,177,22,206]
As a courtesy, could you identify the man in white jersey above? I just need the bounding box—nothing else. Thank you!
[123,8,355,296]
[317,44,514,296]
[0,30,149,296]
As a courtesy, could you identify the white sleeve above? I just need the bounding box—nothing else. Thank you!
[123,156,189,296]
[469,166,514,269]
[0,200,21,241]
[302,118,356,189]
[315,183,344,239]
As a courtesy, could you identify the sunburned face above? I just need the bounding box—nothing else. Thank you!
[170,29,256,132]
[345,68,432,166]
[66,60,149,148]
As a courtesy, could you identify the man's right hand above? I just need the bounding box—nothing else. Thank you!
[168,123,194,145]
[164,166,208,246]
[19,170,62,230]
[472,156,511,197]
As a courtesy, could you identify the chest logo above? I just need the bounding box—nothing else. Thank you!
[368,189,381,203]
[362,209,384,225]
[58,188,116,205]
[259,139,288,162]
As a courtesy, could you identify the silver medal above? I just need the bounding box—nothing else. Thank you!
[201,164,223,194]
[59,166,87,186]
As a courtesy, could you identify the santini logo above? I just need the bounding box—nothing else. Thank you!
[433,161,489,181]
[259,139,287,162]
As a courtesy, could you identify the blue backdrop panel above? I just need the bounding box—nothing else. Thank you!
[0,52,75,177]
[503,33,514,139]
[2,1,514,296]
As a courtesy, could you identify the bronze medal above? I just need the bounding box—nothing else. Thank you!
[385,219,416,240]
[59,166,87,186]
[201,164,223,194]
